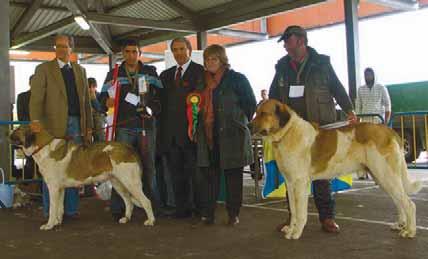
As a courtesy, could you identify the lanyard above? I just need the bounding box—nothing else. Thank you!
[295,55,309,85]
[125,64,139,90]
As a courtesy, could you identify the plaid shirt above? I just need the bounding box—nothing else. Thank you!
[356,83,391,123]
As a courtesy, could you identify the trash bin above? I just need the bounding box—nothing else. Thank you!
[0,168,14,208]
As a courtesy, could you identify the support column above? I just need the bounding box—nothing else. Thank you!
[197,31,207,50]
[344,0,360,105]
[0,1,11,179]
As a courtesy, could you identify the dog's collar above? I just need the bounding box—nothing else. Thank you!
[30,142,50,156]
[270,114,297,142]
[29,135,55,156]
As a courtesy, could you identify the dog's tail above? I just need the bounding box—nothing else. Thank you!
[401,159,423,194]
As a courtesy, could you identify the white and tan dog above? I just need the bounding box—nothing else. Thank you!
[10,125,155,230]
[250,99,422,239]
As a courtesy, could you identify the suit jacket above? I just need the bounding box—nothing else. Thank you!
[159,61,204,152]
[17,90,31,121]
[30,59,93,138]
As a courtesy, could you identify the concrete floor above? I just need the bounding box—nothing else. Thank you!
[1,169,428,259]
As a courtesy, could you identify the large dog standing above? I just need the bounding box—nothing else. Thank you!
[10,125,155,230]
[250,99,422,239]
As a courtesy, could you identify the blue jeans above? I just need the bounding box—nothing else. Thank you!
[110,127,161,214]
[43,116,81,216]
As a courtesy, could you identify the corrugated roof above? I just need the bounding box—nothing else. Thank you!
[42,0,66,8]
[112,0,180,20]
[59,23,91,37]
[180,0,233,12]
[9,5,26,29]
[22,8,70,32]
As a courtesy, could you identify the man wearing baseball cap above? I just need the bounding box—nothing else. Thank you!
[269,25,357,234]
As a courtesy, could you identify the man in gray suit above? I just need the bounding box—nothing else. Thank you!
[30,34,93,219]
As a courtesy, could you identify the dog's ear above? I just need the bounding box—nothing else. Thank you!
[276,103,291,128]
[24,129,36,148]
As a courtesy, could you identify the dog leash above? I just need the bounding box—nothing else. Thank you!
[319,120,350,130]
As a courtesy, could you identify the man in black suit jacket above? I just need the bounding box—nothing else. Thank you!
[159,37,205,218]
[17,76,33,122]
[15,76,34,179]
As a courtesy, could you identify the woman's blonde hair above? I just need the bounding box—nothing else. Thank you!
[203,44,230,68]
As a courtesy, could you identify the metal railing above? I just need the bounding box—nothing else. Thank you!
[0,120,42,185]
[389,111,428,169]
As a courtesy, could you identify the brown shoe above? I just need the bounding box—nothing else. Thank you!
[321,219,340,233]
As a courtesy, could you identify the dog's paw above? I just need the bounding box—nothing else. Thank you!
[40,223,55,230]
[280,224,291,233]
[399,229,416,238]
[144,219,155,226]
[118,217,129,224]
[391,222,406,232]
[284,227,303,240]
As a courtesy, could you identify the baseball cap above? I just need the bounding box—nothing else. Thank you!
[277,25,307,42]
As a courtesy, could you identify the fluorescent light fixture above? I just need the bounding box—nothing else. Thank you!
[74,15,90,30]
[9,50,30,55]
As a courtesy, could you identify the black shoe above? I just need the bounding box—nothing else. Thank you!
[174,210,193,219]
[155,207,176,218]
[112,212,124,222]
[191,217,214,228]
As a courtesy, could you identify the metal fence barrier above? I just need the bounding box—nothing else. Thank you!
[0,120,42,186]
[388,111,428,169]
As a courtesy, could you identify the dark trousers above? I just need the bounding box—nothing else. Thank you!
[110,127,160,215]
[312,180,335,221]
[199,167,243,219]
[166,141,197,215]
[285,179,335,221]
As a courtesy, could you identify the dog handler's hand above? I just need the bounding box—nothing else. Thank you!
[30,120,42,133]
[106,97,115,108]
[347,111,358,124]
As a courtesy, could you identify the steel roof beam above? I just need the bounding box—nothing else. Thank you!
[211,28,268,41]
[87,13,197,32]
[11,0,43,39]
[366,0,419,11]
[10,16,75,49]
[65,0,114,54]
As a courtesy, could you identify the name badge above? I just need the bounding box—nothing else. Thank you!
[124,93,140,106]
[138,75,148,94]
[289,85,304,98]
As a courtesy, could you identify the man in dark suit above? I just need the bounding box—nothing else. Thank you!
[17,76,33,122]
[15,76,35,179]
[159,37,205,218]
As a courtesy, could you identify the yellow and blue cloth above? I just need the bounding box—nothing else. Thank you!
[262,139,352,199]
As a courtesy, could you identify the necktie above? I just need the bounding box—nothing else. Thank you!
[175,66,182,86]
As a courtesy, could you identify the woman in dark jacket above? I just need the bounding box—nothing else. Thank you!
[195,44,256,226]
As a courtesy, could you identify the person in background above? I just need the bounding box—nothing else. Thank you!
[355,67,391,179]
[257,89,269,107]
[88,77,106,142]
[195,44,256,226]
[269,25,357,234]
[15,75,35,180]
[356,67,391,124]
[30,34,93,219]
